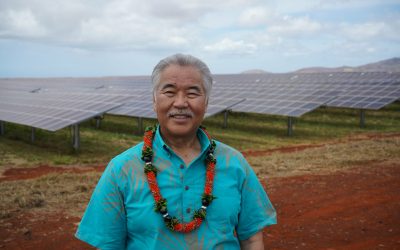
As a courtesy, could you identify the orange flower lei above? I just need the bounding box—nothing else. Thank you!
[141,126,217,233]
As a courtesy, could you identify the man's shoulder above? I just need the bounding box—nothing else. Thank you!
[213,141,253,180]
[107,142,144,169]
[214,140,246,161]
[215,141,243,157]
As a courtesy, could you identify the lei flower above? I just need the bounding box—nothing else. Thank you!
[141,125,217,233]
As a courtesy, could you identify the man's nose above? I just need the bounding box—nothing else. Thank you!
[173,93,188,108]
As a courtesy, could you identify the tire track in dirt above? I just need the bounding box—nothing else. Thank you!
[242,132,400,157]
[0,165,106,182]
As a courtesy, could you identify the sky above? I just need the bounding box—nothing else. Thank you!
[0,0,399,77]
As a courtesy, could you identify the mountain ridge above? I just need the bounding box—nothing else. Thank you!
[241,57,400,74]
[294,57,400,73]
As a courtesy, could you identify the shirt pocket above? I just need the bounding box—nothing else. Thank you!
[206,181,241,234]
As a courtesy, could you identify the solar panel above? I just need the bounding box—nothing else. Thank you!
[0,90,130,131]
[212,76,338,117]
[1,71,399,124]
[213,72,399,114]
[325,82,400,110]
[108,95,245,119]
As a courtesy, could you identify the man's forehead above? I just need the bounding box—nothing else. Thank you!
[157,64,205,90]
[160,65,202,79]
[158,81,203,87]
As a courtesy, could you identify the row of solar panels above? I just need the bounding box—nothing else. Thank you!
[0,89,244,131]
[0,72,399,133]
[1,71,399,90]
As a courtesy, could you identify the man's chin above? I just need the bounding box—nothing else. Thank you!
[163,124,197,137]
[169,116,192,125]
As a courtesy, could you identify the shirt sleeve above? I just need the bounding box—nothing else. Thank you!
[75,159,127,249]
[236,157,277,241]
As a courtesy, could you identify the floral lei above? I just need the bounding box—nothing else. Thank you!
[141,125,217,233]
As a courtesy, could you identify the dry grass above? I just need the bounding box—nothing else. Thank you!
[248,137,400,178]
[0,172,101,219]
[1,137,399,220]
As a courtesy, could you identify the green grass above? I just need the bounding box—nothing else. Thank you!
[0,102,399,166]
[204,102,400,150]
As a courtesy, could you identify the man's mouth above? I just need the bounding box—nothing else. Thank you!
[168,110,194,119]
[169,114,192,119]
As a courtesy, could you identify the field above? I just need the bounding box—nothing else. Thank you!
[0,103,399,249]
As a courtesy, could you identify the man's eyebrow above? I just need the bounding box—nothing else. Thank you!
[187,85,202,92]
[159,83,176,90]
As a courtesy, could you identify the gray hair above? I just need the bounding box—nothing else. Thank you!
[151,53,213,100]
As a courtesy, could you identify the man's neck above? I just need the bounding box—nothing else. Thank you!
[160,128,201,165]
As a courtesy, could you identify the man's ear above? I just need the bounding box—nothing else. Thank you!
[153,94,157,112]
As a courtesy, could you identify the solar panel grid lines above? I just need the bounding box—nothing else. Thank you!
[325,81,400,109]
[144,72,399,114]
[0,107,76,131]
[108,94,245,119]
[1,71,400,124]
[0,92,128,112]
[0,90,131,131]
[0,99,110,121]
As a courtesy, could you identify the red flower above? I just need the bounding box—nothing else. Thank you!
[174,224,183,232]
[195,218,202,226]
[183,223,193,233]
[204,185,211,194]
[206,171,214,182]
[154,194,161,202]
[147,172,156,180]
[144,138,151,146]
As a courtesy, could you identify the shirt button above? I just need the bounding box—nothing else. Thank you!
[180,164,184,169]
[185,186,189,191]
[186,208,191,213]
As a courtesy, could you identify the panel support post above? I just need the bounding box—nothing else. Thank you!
[72,124,80,151]
[138,117,143,134]
[31,127,35,142]
[0,121,4,135]
[223,110,229,128]
[359,109,365,128]
[287,117,294,136]
[96,116,102,129]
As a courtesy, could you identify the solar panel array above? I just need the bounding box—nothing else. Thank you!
[212,72,400,116]
[0,89,130,131]
[211,82,340,117]
[0,76,245,134]
[98,87,245,119]
[320,73,400,110]
[0,71,399,133]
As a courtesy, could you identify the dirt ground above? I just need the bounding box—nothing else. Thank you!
[1,148,399,249]
[264,162,400,249]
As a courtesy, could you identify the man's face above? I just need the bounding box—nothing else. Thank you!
[153,64,207,139]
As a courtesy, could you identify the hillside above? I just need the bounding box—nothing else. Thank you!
[295,57,400,73]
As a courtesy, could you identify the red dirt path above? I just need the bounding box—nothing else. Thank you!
[1,160,399,249]
[0,165,105,182]
[264,162,400,249]
[242,132,400,157]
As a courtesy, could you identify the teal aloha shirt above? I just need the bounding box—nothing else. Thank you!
[75,126,277,249]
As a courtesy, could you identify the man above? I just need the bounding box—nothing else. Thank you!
[76,54,276,249]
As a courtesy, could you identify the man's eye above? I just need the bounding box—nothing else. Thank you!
[164,91,175,96]
[187,92,200,98]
